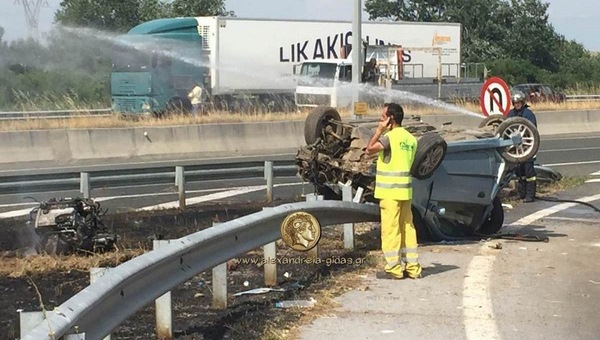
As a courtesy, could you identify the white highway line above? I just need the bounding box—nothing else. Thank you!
[0,182,306,219]
[462,193,600,340]
[539,146,600,153]
[586,179,600,183]
[544,160,600,167]
[136,183,302,211]
[541,216,599,224]
[591,171,600,176]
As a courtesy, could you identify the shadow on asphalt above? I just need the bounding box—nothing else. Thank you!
[502,224,569,240]
[422,262,460,278]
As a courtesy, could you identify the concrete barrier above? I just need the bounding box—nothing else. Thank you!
[0,110,598,170]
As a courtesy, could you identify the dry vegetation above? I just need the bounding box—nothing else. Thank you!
[2,99,600,131]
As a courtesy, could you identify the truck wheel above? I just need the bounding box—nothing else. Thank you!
[478,196,504,235]
[497,117,540,163]
[411,133,447,180]
[304,107,342,145]
[478,114,506,129]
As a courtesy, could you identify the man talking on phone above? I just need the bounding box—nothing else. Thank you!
[365,103,422,280]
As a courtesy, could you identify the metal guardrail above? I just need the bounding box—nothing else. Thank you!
[0,108,112,120]
[565,94,600,101]
[0,160,298,195]
[22,200,380,339]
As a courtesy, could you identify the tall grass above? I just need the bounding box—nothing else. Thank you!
[2,97,600,131]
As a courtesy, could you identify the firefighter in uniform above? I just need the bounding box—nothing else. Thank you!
[508,92,538,202]
[366,103,422,279]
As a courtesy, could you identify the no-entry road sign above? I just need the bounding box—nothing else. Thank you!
[480,77,511,116]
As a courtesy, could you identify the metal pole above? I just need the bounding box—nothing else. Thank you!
[211,222,228,309]
[341,184,355,250]
[437,50,442,99]
[351,0,362,120]
[80,172,90,199]
[262,207,277,286]
[264,161,273,203]
[176,166,185,210]
[153,240,172,339]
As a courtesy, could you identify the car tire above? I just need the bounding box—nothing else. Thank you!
[304,107,342,145]
[478,196,504,235]
[411,133,447,180]
[478,114,506,130]
[496,117,540,163]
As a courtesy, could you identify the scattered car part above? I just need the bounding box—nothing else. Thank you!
[27,197,119,255]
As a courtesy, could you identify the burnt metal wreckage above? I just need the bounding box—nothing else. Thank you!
[295,107,557,241]
[27,197,119,255]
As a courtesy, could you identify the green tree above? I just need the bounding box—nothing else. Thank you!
[170,0,234,17]
[54,0,233,32]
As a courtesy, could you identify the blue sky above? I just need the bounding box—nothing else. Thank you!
[1,0,599,50]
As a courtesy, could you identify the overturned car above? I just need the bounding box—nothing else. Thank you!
[28,197,119,255]
[295,108,542,241]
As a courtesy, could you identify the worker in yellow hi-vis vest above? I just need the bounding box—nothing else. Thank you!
[365,102,422,279]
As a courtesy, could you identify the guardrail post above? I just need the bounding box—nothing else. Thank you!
[211,222,228,309]
[261,207,278,286]
[264,161,274,203]
[90,267,111,340]
[153,240,173,339]
[340,183,355,250]
[305,193,323,259]
[18,310,44,339]
[176,166,185,210]
[80,172,90,199]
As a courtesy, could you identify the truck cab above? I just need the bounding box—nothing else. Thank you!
[294,59,354,108]
[110,18,208,115]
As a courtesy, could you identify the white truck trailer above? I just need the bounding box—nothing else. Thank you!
[195,17,469,111]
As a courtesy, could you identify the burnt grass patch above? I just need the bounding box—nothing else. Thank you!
[0,198,383,340]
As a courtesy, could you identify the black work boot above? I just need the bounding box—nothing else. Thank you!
[524,181,536,203]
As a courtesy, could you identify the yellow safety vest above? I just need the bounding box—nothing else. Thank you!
[374,127,417,200]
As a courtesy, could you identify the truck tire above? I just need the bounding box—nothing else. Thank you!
[304,107,342,145]
[478,114,506,129]
[410,133,447,180]
[496,117,540,163]
[477,196,504,235]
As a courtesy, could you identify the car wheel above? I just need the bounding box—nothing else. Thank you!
[478,114,506,130]
[496,117,540,163]
[304,107,342,145]
[478,196,504,235]
[411,133,447,180]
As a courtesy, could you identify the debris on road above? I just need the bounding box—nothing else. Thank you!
[274,297,316,308]
[490,243,503,250]
[233,287,287,296]
[27,197,119,255]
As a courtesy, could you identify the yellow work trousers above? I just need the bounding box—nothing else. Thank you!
[380,199,422,278]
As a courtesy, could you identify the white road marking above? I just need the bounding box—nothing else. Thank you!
[541,216,600,224]
[136,183,302,211]
[591,171,600,176]
[544,160,600,167]
[462,193,600,340]
[0,182,306,219]
[585,179,600,183]
[539,146,600,153]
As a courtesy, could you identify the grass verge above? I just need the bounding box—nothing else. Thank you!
[2,99,600,131]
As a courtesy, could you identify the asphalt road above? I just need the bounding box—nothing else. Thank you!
[299,180,600,340]
[0,132,598,219]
